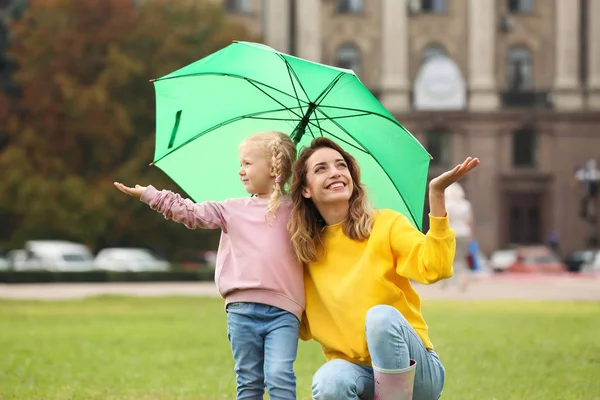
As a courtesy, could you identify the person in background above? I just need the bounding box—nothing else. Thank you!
[441,182,473,292]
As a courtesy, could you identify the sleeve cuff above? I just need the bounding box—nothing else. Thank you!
[427,214,452,236]
[140,185,158,204]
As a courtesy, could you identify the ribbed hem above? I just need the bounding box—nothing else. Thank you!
[428,214,452,237]
[225,289,304,321]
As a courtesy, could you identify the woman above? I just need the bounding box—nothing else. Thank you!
[288,138,479,400]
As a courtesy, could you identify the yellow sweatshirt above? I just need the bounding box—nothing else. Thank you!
[300,209,456,366]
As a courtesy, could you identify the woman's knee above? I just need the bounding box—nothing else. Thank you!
[365,305,408,338]
[312,360,359,400]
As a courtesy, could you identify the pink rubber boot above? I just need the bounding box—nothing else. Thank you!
[373,360,417,400]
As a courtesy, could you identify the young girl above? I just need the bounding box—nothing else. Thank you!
[114,131,303,400]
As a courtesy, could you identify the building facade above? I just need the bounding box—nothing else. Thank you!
[219,0,600,256]
[3,0,596,256]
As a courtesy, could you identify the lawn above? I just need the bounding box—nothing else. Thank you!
[0,297,599,400]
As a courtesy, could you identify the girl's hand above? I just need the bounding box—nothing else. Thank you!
[429,157,479,194]
[114,182,147,199]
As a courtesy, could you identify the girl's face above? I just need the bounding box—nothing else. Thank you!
[301,147,354,207]
[238,143,273,198]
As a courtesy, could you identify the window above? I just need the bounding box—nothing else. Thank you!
[512,127,536,167]
[425,129,451,167]
[422,0,446,13]
[508,0,533,13]
[337,0,364,13]
[421,44,447,64]
[507,46,533,91]
[225,0,251,13]
[335,44,361,75]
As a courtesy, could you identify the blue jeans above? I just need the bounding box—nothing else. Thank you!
[226,302,300,399]
[312,305,445,400]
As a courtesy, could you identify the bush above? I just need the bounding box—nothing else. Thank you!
[0,269,215,284]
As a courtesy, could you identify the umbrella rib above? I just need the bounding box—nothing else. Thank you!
[311,111,323,138]
[314,73,345,105]
[309,102,326,138]
[243,116,306,122]
[311,112,371,120]
[314,107,359,143]
[245,79,303,119]
[277,54,310,114]
[317,105,403,128]
[154,72,310,107]
[306,121,318,140]
[153,107,304,164]
[305,120,367,154]
[314,108,419,226]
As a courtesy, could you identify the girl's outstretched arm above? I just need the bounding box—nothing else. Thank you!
[114,182,226,231]
[114,182,146,198]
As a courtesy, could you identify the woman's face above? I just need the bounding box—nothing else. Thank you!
[302,147,354,207]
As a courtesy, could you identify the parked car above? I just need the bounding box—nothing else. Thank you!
[0,256,9,270]
[580,250,600,273]
[5,249,27,270]
[94,248,171,272]
[506,246,566,274]
[13,241,96,272]
[564,249,598,272]
[489,249,517,272]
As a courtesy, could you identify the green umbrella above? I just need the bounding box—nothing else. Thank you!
[150,41,431,230]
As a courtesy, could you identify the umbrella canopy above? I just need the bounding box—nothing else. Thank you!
[151,41,431,229]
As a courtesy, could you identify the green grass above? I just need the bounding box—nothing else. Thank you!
[0,297,599,400]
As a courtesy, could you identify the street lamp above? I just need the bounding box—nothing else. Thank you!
[575,158,600,247]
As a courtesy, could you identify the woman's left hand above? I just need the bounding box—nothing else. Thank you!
[429,157,480,193]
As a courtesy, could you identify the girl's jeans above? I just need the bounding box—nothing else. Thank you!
[311,305,445,400]
[226,302,299,400]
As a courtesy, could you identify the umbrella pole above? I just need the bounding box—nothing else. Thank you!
[291,102,317,144]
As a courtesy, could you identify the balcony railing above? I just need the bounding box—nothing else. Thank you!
[500,90,552,109]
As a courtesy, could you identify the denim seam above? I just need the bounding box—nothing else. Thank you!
[399,321,430,353]
[354,373,374,398]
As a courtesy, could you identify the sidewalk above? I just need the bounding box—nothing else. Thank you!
[0,274,598,301]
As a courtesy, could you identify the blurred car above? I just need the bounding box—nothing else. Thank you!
[564,249,598,272]
[489,249,517,272]
[506,246,566,274]
[0,256,9,270]
[580,250,600,273]
[12,241,95,271]
[5,249,27,270]
[94,248,171,272]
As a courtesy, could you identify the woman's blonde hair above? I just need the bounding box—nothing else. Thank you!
[288,137,374,264]
[240,131,297,221]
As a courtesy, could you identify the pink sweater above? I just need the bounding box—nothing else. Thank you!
[140,186,305,320]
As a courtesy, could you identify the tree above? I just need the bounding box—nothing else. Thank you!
[0,0,256,259]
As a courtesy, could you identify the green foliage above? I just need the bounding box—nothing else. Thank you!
[0,0,256,258]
